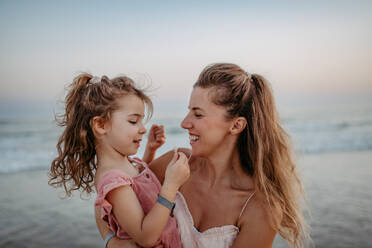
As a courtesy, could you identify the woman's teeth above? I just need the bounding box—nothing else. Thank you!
[190,135,199,141]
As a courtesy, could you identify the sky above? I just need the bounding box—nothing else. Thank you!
[0,0,371,115]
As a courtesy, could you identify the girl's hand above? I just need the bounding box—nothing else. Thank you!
[142,125,166,164]
[164,148,190,189]
[107,238,140,248]
[146,125,166,151]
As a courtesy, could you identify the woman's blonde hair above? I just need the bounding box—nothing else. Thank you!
[49,73,153,196]
[194,63,309,247]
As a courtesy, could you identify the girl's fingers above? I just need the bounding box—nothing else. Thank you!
[155,128,165,135]
[156,136,166,142]
[177,152,187,163]
[169,147,179,164]
[149,124,158,131]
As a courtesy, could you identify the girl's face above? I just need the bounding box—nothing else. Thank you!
[104,94,147,157]
[181,87,233,158]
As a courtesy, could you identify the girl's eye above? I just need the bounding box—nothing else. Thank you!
[129,120,137,124]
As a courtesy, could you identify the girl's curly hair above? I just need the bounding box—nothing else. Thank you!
[49,73,152,196]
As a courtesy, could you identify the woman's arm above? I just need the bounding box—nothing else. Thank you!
[231,198,277,248]
[95,206,139,248]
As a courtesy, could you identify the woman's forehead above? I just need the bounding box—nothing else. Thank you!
[189,87,210,108]
[189,87,225,112]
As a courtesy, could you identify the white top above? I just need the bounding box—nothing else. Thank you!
[174,191,255,248]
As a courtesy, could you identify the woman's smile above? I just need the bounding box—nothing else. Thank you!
[188,133,200,145]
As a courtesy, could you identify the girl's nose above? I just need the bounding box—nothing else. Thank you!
[139,124,147,134]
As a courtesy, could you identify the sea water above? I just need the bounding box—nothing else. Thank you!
[0,104,371,173]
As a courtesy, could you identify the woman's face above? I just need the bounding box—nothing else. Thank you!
[181,87,233,158]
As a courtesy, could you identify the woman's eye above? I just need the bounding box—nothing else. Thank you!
[129,120,137,124]
[195,113,202,118]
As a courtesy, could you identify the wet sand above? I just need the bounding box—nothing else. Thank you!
[1,151,372,247]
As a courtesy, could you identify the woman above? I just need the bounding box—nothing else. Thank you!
[96,63,308,247]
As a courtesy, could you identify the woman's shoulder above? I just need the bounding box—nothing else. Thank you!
[238,192,282,229]
[233,192,280,247]
[178,147,192,157]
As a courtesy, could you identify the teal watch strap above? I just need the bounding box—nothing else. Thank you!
[104,232,115,248]
[157,194,176,217]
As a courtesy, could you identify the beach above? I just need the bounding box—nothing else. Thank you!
[1,150,371,247]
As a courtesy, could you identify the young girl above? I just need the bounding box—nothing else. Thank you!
[49,73,190,248]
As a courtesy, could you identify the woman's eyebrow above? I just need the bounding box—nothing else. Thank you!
[128,113,144,117]
[190,107,203,111]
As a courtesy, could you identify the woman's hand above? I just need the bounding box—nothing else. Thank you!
[143,125,166,164]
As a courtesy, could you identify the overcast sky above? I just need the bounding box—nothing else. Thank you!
[0,0,371,114]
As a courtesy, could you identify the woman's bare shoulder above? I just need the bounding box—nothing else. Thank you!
[239,192,282,227]
[233,193,280,247]
[178,147,191,157]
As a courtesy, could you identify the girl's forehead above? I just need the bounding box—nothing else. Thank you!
[116,94,145,113]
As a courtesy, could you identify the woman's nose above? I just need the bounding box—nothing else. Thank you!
[181,115,192,129]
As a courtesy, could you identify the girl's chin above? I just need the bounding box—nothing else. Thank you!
[126,149,138,157]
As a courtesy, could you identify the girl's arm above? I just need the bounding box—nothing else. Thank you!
[107,152,190,247]
[142,125,166,164]
[95,206,139,248]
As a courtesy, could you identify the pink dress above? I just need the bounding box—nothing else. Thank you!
[94,157,182,248]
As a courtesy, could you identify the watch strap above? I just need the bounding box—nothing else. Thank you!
[157,194,176,217]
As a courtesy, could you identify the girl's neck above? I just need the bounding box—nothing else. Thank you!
[95,143,131,169]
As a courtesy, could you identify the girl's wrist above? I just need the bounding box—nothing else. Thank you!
[160,181,178,202]
[104,232,116,248]
[146,144,158,153]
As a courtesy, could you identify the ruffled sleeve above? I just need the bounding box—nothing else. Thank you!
[94,170,133,236]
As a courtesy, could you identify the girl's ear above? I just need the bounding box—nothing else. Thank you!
[91,116,108,137]
[230,117,247,135]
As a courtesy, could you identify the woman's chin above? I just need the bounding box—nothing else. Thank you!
[190,147,204,157]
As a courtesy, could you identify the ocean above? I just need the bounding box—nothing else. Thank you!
[0,104,371,174]
[0,104,372,247]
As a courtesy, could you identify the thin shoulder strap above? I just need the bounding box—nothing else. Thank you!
[238,191,256,219]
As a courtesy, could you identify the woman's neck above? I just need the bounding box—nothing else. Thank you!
[196,138,254,190]
[199,140,241,188]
